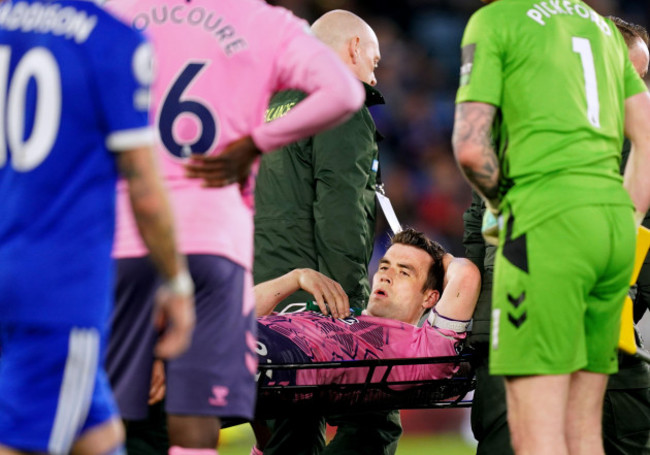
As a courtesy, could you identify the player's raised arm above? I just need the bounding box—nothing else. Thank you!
[185,13,365,188]
[249,31,366,153]
[623,90,650,225]
[432,253,481,322]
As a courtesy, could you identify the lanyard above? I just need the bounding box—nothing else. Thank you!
[375,183,402,235]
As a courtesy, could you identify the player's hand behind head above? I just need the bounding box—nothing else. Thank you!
[184,135,261,188]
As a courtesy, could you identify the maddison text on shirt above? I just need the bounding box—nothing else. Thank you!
[526,1,611,35]
[0,1,97,43]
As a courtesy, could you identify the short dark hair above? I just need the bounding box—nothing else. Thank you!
[390,228,446,294]
[609,16,649,47]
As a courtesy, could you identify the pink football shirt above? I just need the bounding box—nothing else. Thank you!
[258,312,466,386]
[109,0,364,269]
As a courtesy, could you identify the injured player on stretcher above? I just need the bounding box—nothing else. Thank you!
[254,228,481,386]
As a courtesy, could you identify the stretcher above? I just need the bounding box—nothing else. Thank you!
[249,227,650,420]
[253,348,475,419]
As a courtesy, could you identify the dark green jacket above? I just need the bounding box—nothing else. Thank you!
[462,191,495,346]
[254,83,385,310]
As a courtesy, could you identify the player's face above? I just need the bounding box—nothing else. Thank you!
[355,30,381,86]
[366,244,436,325]
[629,37,649,79]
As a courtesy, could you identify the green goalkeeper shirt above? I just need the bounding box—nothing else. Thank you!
[456,0,647,236]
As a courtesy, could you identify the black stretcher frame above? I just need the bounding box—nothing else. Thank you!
[254,351,476,419]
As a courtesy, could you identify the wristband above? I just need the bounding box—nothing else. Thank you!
[166,270,194,297]
[427,309,471,333]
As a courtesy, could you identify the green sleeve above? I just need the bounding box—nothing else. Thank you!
[456,6,504,107]
[312,109,376,308]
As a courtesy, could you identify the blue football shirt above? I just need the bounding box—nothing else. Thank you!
[0,0,154,328]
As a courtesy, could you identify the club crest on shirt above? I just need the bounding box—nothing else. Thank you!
[460,43,476,87]
[208,385,229,407]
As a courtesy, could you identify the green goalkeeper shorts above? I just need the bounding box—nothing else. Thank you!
[490,205,635,376]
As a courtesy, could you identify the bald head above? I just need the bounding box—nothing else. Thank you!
[311,10,380,86]
[312,10,373,50]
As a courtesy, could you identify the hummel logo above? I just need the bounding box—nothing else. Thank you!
[508,312,527,328]
[208,386,229,407]
[507,292,526,309]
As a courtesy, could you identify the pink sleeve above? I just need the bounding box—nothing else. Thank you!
[251,27,365,152]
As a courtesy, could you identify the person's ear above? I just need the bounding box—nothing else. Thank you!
[423,289,440,310]
[347,36,360,64]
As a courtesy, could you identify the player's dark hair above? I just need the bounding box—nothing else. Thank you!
[390,228,446,294]
[609,16,649,47]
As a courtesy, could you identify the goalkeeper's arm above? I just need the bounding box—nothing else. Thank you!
[623,91,650,225]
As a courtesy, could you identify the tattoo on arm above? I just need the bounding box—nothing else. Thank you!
[452,102,500,202]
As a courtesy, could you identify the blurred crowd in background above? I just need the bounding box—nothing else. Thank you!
[270,0,650,268]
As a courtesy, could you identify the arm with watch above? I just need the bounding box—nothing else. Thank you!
[117,145,195,359]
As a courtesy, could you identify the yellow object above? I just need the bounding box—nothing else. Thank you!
[618,225,650,355]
